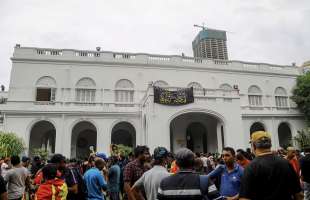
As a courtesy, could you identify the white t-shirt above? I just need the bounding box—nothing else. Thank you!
[201,156,208,167]
[1,163,9,177]
[133,165,170,200]
[4,167,29,199]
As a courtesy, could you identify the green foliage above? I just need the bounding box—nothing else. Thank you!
[115,144,133,157]
[293,128,310,150]
[32,148,49,160]
[0,131,25,157]
[292,72,310,125]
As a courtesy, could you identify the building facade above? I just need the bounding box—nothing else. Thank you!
[192,28,228,60]
[0,45,306,158]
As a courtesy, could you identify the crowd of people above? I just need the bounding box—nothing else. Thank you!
[0,130,309,200]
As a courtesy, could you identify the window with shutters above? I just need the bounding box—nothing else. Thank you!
[115,79,134,103]
[36,88,56,101]
[75,78,96,103]
[76,89,96,103]
[275,87,288,108]
[248,85,263,106]
[35,76,57,102]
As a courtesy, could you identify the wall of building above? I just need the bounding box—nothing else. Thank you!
[0,47,306,156]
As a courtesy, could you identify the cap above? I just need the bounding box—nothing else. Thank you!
[22,156,30,163]
[95,152,108,161]
[287,146,296,151]
[250,131,271,143]
[153,147,168,160]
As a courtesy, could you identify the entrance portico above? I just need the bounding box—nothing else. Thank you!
[170,111,224,153]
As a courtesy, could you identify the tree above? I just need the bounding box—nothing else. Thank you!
[32,148,49,161]
[0,131,25,157]
[293,128,310,150]
[292,72,310,125]
[111,144,133,157]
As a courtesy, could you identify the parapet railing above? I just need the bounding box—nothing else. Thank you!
[13,47,299,75]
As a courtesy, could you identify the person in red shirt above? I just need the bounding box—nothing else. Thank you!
[236,150,251,168]
[35,164,68,200]
[286,147,300,176]
[169,160,179,174]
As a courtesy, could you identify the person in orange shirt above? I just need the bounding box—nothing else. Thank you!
[236,151,251,168]
[286,147,300,176]
[35,164,68,200]
[169,160,179,174]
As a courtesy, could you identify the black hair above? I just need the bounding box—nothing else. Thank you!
[253,138,272,149]
[175,148,195,169]
[95,158,105,168]
[10,155,20,166]
[33,156,41,162]
[69,158,77,163]
[50,154,66,164]
[223,147,236,156]
[134,145,149,158]
[110,156,119,165]
[42,164,57,180]
[304,146,310,153]
[22,156,30,163]
[236,152,245,161]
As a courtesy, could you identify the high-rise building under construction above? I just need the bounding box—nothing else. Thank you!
[192,28,228,60]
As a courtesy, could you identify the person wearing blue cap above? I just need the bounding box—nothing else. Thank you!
[131,147,170,200]
[84,157,108,200]
[96,152,108,161]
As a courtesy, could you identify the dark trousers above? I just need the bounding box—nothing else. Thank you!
[109,192,120,200]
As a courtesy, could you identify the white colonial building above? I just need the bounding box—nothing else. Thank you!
[0,45,307,158]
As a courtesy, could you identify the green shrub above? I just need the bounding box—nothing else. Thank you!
[32,148,49,160]
[114,144,133,157]
[0,131,25,157]
[294,128,310,150]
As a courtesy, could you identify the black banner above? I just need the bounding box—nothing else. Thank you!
[153,86,194,105]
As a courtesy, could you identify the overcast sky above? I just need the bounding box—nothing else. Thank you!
[0,0,309,88]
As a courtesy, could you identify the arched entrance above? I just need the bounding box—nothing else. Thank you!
[278,122,292,148]
[111,122,136,147]
[250,122,265,135]
[170,112,223,153]
[71,121,97,159]
[29,120,56,156]
[186,122,207,153]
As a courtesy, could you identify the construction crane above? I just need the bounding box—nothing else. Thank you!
[194,23,207,30]
[194,23,234,34]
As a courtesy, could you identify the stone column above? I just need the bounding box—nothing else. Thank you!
[55,114,67,156]
[217,122,223,153]
[96,120,110,155]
